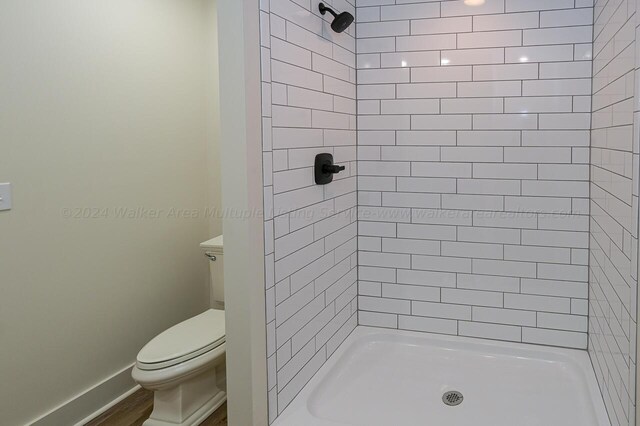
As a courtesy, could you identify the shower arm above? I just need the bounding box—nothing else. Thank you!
[319,3,339,19]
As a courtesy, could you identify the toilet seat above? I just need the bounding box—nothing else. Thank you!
[136,309,225,371]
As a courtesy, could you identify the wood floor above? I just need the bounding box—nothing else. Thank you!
[85,388,227,426]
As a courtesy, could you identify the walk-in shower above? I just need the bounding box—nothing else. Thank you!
[257,0,637,425]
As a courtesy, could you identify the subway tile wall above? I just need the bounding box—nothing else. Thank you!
[355,0,594,349]
[588,0,639,425]
[258,0,358,422]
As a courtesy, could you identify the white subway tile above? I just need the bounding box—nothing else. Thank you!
[411,162,471,177]
[458,30,522,49]
[504,147,572,163]
[397,131,457,146]
[473,63,538,80]
[358,68,410,84]
[473,163,537,179]
[381,51,440,68]
[399,315,458,335]
[538,263,588,281]
[397,82,457,98]
[504,196,571,214]
[457,226,521,245]
[521,278,587,298]
[523,79,592,96]
[360,251,411,269]
[382,283,440,302]
[413,255,472,273]
[398,177,456,193]
[382,237,440,255]
[381,99,439,115]
[356,6,381,23]
[523,26,593,46]
[472,211,537,229]
[412,66,473,82]
[358,53,380,69]
[272,60,323,90]
[359,296,411,314]
[459,321,522,342]
[537,312,588,332]
[441,147,504,162]
[458,81,521,97]
[522,229,589,248]
[473,259,537,278]
[441,98,504,114]
[358,84,395,99]
[442,194,504,211]
[413,114,473,130]
[358,115,411,130]
[458,273,520,292]
[442,241,504,259]
[504,293,571,313]
[505,45,574,63]
[357,37,395,54]
[397,268,457,287]
[504,245,571,264]
[412,16,473,35]
[540,113,591,130]
[505,96,573,113]
[506,0,573,12]
[380,3,440,21]
[458,179,521,195]
[396,34,457,52]
[357,21,410,38]
[473,307,536,326]
[412,208,473,226]
[271,37,312,69]
[539,62,592,79]
[359,311,398,328]
[522,327,586,349]
[382,146,439,161]
[413,301,472,320]
[473,12,539,31]
[473,114,538,130]
[441,48,505,65]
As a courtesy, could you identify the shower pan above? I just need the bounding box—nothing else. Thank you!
[273,328,609,426]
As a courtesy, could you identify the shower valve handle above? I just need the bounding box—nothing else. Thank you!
[315,153,344,185]
[323,164,345,174]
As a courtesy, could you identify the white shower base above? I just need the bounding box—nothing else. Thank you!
[273,327,610,426]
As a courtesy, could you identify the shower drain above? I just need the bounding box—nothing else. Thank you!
[442,391,464,407]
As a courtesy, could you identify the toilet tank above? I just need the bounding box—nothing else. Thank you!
[200,235,224,307]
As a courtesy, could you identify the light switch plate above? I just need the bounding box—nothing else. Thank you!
[0,183,12,211]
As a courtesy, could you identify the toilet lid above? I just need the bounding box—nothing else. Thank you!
[136,309,225,370]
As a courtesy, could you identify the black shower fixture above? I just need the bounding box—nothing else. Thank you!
[319,3,354,34]
[315,153,345,185]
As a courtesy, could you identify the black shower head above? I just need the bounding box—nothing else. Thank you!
[319,3,354,34]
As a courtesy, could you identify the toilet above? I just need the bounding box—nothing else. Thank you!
[132,236,226,426]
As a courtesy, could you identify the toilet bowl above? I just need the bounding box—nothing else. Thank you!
[133,236,226,426]
[132,309,226,426]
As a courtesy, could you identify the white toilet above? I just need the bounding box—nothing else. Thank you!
[132,236,226,426]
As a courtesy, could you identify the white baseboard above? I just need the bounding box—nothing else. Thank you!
[28,363,139,426]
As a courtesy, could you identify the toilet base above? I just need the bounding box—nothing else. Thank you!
[143,365,226,426]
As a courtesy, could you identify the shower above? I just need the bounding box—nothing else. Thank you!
[318,2,354,34]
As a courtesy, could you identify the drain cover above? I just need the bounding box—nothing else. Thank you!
[442,391,464,407]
